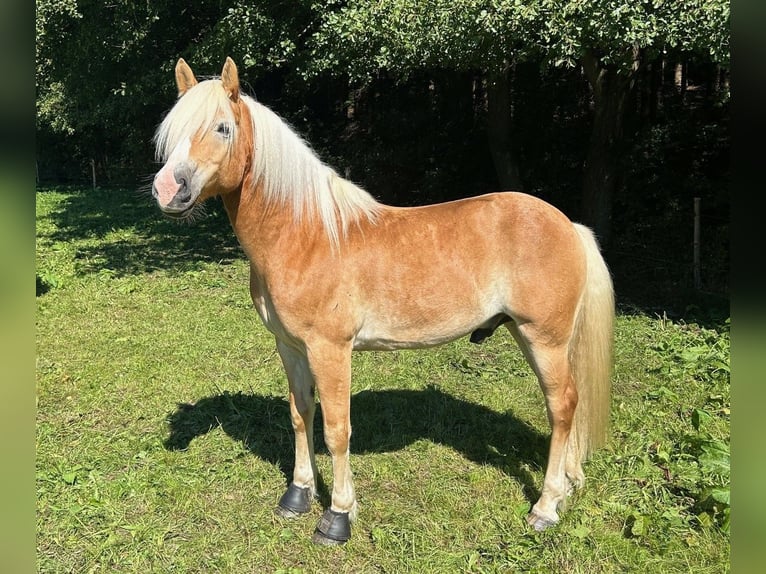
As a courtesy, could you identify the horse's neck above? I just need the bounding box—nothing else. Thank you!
[221,183,326,269]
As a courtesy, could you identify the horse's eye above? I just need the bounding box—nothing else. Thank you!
[216,123,231,137]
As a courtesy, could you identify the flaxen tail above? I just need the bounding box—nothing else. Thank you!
[569,224,615,464]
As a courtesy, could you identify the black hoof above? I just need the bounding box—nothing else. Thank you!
[275,484,313,519]
[312,508,351,545]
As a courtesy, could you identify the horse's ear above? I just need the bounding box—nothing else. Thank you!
[175,58,198,98]
[221,57,240,102]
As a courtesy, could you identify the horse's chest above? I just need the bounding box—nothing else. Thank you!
[249,289,286,336]
[250,275,321,346]
[249,273,289,337]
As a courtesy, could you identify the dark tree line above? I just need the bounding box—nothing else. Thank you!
[36,1,730,302]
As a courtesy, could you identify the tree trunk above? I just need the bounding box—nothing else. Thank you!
[639,54,660,124]
[581,48,640,246]
[485,67,523,192]
[674,62,684,92]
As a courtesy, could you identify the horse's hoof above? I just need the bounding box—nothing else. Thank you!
[526,511,558,532]
[312,508,351,545]
[311,530,347,546]
[275,483,313,518]
[274,505,303,519]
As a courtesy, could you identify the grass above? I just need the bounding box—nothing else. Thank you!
[36,186,730,573]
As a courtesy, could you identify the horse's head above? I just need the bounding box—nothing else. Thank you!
[152,57,250,219]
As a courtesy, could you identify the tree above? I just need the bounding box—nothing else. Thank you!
[309,0,537,192]
[533,0,730,244]
[308,0,729,243]
[36,1,729,247]
[35,0,311,183]
[37,0,196,181]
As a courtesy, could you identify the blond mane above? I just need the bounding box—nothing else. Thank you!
[154,80,381,247]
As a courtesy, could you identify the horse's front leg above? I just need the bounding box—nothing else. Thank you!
[307,340,356,545]
[274,340,318,519]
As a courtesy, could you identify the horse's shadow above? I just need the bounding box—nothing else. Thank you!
[164,385,548,505]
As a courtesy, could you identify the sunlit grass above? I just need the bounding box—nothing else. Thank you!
[37,187,729,573]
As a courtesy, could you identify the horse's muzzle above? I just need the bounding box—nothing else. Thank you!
[153,167,198,218]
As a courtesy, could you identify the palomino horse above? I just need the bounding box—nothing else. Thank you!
[152,57,614,545]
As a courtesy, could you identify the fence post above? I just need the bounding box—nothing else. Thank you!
[91,158,96,190]
[693,197,701,290]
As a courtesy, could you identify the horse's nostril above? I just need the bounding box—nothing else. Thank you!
[177,178,192,201]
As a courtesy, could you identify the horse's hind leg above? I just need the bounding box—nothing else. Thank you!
[507,323,578,531]
[274,340,318,519]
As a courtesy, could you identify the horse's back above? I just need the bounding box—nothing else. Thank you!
[369,191,578,249]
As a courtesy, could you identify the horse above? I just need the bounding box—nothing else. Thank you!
[151,57,615,545]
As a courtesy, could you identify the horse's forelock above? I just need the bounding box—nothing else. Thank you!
[154,80,236,162]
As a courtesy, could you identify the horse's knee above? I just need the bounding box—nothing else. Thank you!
[323,420,351,454]
[541,375,579,430]
[290,407,314,436]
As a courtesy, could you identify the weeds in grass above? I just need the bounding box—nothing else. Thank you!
[646,320,730,533]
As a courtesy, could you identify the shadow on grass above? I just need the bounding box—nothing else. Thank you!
[164,386,547,507]
[37,186,243,276]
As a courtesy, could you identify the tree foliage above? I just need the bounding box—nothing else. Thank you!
[309,0,533,79]
[308,0,729,80]
[535,0,729,68]
[303,0,728,241]
[36,0,729,157]
[35,1,311,177]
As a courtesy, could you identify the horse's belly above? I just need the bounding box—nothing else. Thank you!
[352,315,481,351]
[353,332,465,351]
[351,282,508,351]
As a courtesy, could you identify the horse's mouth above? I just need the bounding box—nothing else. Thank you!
[163,208,194,220]
[159,202,200,221]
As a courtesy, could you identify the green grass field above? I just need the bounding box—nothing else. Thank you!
[36,187,730,573]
